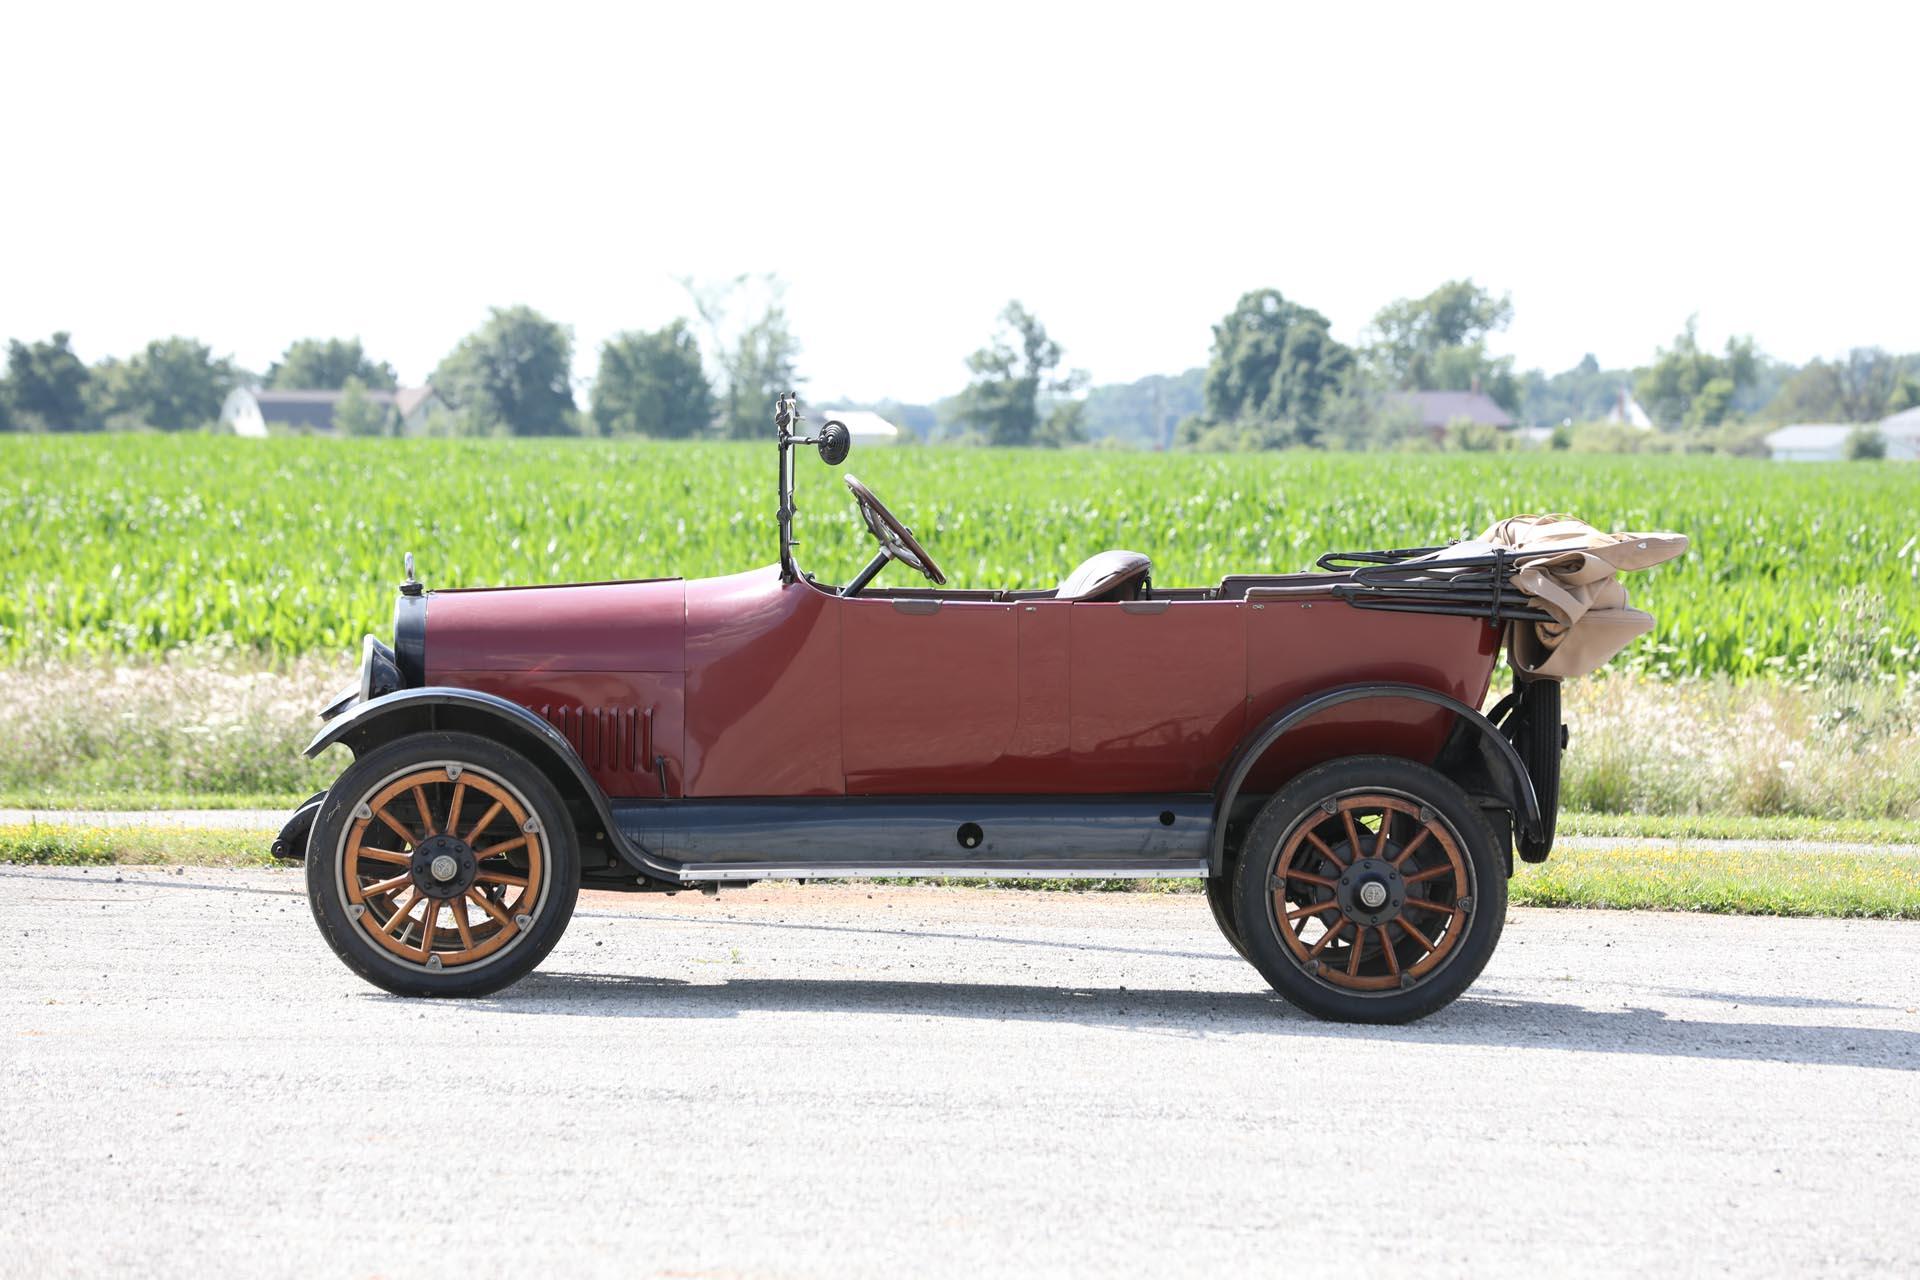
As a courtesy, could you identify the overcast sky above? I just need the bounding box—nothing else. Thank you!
[3,1,1915,403]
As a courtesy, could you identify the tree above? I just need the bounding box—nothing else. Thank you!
[952,301,1084,447]
[268,338,398,391]
[93,337,236,430]
[334,376,391,436]
[432,306,577,435]
[1520,353,1633,425]
[1634,318,1759,429]
[1034,399,1088,448]
[1844,425,1887,460]
[591,321,713,437]
[1762,348,1920,423]
[1191,289,1355,447]
[723,305,803,439]
[1367,279,1518,410]
[680,275,805,438]
[4,332,95,430]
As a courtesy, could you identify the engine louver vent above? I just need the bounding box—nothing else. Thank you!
[536,704,646,773]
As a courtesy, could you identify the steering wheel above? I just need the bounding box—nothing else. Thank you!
[843,474,948,587]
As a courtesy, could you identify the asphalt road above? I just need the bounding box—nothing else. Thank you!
[3,867,1917,1278]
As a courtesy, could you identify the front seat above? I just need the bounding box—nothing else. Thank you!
[1055,550,1152,602]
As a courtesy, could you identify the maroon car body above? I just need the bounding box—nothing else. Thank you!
[423,566,1497,801]
[289,398,1577,1023]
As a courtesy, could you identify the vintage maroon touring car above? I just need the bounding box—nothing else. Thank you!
[282,396,1680,1022]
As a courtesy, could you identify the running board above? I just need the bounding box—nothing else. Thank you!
[607,794,1213,886]
[677,861,1211,884]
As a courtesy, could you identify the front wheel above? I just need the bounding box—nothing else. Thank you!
[306,731,581,997]
[1232,756,1506,1024]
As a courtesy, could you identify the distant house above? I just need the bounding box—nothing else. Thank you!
[819,409,900,446]
[1879,406,1920,461]
[1763,414,1920,462]
[1600,388,1653,429]
[1763,423,1852,462]
[219,386,446,437]
[1382,390,1514,439]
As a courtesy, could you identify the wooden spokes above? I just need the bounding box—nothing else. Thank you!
[1268,792,1472,993]
[341,765,546,971]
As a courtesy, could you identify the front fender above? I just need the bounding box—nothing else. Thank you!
[306,686,670,878]
[1207,682,1544,877]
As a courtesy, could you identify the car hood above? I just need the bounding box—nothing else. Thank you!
[425,577,686,675]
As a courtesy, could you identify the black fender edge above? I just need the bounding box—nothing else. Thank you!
[305,687,675,879]
[1207,681,1544,877]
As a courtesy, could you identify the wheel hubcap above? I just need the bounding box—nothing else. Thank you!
[410,834,479,900]
[1336,856,1404,926]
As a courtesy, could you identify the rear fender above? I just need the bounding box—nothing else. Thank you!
[1208,682,1543,876]
[306,687,669,878]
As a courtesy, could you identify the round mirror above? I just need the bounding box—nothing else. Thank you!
[817,420,852,466]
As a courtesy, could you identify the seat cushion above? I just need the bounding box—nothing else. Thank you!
[1056,550,1152,602]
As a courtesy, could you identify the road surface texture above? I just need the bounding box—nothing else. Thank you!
[3,867,1916,1277]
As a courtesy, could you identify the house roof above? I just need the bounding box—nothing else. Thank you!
[821,409,899,439]
[239,386,414,431]
[1763,423,1851,450]
[394,386,439,417]
[1382,390,1514,429]
[251,388,400,407]
[1879,406,1920,438]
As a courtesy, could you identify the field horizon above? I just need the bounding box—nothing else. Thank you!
[4,435,1916,679]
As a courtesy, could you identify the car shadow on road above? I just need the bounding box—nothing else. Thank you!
[478,970,1920,1070]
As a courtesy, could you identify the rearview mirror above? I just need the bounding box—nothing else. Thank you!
[817,420,852,466]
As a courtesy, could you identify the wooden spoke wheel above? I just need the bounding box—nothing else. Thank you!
[1228,756,1506,1024]
[343,765,547,972]
[1266,794,1472,992]
[306,732,580,998]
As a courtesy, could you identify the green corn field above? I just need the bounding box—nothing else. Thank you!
[1,435,1915,678]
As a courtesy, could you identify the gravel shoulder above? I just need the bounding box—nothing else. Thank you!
[2,867,1917,1277]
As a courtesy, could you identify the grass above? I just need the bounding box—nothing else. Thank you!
[1507,844,1920,918]
[6,823,1917,919]
[1557,811,1920,845]
[0,824,275,868]
[3,435,1918,678]
[0,790,314,811]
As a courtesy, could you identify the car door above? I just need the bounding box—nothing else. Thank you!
[839,595,1019,793]
[1068,599,1247,791]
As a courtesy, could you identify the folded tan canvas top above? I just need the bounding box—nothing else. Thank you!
[1415,514,1688,679]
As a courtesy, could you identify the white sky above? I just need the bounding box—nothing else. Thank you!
[3,1,1916,403]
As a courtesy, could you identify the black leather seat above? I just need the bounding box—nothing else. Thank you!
[1055,550,1152,602]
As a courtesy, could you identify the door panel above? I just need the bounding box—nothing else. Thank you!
[683,569,842,798]
[841,598,1018,793]
[1069,601,1246,791]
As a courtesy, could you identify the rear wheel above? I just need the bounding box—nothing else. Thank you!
[1232,756,1505,1023]
[306,732,580,997]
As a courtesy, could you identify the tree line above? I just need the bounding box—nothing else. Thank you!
[4,275,1915,451]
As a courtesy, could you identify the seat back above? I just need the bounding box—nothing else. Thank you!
[1056,550,1152,602]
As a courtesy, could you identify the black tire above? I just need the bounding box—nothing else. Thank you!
[306,731,581,998]
[1231,755,1505,1024]
[1206,870,1250,960]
